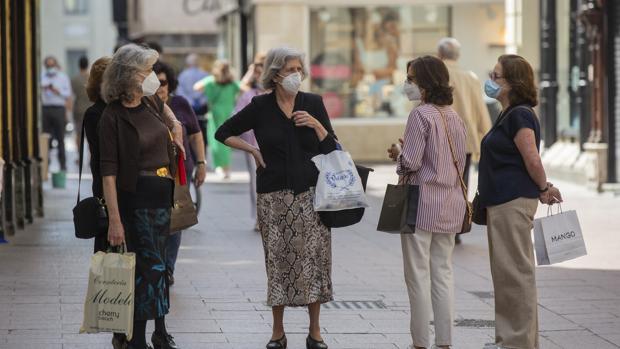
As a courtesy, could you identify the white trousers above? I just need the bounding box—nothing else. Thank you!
[401,229,456,348]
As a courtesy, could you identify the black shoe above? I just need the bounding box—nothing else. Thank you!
[112,334,128,349]
[266,334,287,349]
[126,345,153,349]
[455,234,462,245]
[306,335,328,349]
[151,331,178,349]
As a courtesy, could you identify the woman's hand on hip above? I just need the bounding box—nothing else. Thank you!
[107,220,125,246]
[251,148,266,169]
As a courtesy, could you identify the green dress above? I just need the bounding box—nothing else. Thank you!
[203,76,240,168]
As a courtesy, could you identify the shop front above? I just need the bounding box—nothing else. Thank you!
[1,0,44,241]
[221,0,507,161]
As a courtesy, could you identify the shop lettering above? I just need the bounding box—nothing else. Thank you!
[183,0,221,15]
[90,289,133,306]
[551,231,576,243]
[98,309,120,321]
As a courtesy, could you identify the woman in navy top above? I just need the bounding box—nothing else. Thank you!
[478,55,562,349]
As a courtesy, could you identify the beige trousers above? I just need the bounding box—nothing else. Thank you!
[487,197,539,349]
[401,229,456,348]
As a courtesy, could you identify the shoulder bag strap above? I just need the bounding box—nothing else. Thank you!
[76,120,86,204]
[433,105,469,202]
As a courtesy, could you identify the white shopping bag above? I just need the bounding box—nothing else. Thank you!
[534,207,587,265]
[80,247,135,340]
[312,150,369,211]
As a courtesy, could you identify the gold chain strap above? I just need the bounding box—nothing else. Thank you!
[433,105,469,202]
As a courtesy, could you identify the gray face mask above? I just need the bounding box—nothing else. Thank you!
[278,72,302,95]
[403,81,422,101]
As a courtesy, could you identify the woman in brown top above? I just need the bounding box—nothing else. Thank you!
[99,43,184,349]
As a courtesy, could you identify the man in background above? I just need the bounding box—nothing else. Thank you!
[437,37,492,244]
[177,53,209,144]
[71,56,90,151]
[41,56,72,172]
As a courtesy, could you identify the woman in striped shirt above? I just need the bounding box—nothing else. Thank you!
[388,56,467,349]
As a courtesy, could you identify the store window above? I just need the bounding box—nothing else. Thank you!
[309,5,450,118]
[64,0,89,15]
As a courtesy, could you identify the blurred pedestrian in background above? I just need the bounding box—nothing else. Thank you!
[234,52,268,231]
[216,46,337,349]
[437,37,492,244]
[41,55,72,172]
[177,54,209,117]
[388,56,466,349]
[100,43,184,349]
[479,54,563,349]
[154,60,207,286]
[194,60,241,179]
[71,55,91,152]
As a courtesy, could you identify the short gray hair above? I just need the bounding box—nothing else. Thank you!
[261,46,307,91]
[102,43,159,103]
[437,37,461,61]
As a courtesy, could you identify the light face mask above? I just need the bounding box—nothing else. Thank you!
[403,81,422,101]
[46,67,58,76]
[484,79,502,99]
[142,71,161,96]
[279,72,302,95]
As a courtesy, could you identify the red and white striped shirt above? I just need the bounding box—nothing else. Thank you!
[397,104,467,234]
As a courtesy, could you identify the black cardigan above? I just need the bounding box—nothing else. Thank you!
[83,98,106,198]
[215,91,338,194]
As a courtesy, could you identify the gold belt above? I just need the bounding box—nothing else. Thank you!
[139,167,172,179]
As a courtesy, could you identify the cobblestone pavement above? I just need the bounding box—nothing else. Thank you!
[1,152,620,349]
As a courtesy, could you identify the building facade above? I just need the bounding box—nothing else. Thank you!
[537,0,619,189]
[1,0,43,241]
[219,0,535,161]
[40,0,117,77]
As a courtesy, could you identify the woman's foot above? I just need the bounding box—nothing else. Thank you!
[306,334,328,349]
[151,330,178,349]
[266,333,287,349]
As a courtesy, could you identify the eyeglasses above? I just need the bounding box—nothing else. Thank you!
[253,63,264,68]
[489,72,504,81]
[159,79,168,86]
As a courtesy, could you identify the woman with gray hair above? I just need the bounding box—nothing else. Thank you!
[216,46,338,349]
[99,43,184,349]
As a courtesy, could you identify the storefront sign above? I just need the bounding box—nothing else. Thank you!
[183,0,238,16]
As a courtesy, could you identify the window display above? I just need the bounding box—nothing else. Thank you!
[309,5,450,118]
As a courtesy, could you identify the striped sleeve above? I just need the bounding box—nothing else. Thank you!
[397,109,429,176]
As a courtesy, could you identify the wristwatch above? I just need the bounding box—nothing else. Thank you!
[196,160,207,166]
[539,184,549,193]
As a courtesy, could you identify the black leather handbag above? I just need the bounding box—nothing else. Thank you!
[319,165,373,228]
[73,122,108,239]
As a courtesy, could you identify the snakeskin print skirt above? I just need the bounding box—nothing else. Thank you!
[257,188,333,307]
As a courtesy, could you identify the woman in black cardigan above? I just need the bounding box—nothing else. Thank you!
[216,47,336,349]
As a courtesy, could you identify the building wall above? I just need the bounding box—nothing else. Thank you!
[452,3,505,82]
[40,0,117,74]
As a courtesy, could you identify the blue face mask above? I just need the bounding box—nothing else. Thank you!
[484,79,501,99]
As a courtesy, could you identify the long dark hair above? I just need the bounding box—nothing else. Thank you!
[407,56,453,106]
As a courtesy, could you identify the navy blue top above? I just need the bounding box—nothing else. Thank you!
[478,104,541,208]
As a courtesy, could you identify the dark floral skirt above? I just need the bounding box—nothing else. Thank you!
[119,176,173,320]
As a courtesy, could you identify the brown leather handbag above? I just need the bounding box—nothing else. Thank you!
[435,106,473,234]
[169,153,198,233]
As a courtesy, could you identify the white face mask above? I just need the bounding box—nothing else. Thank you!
[279,72,302,95]
[403,81,422,101]
[142,71,160,96]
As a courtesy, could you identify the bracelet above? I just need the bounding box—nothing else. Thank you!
[539,185,549,193]
[196,160,207,166]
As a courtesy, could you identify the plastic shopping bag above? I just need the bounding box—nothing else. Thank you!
[312,150,369,211]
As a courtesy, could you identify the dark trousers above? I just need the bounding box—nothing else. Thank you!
[43,106,67,170]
